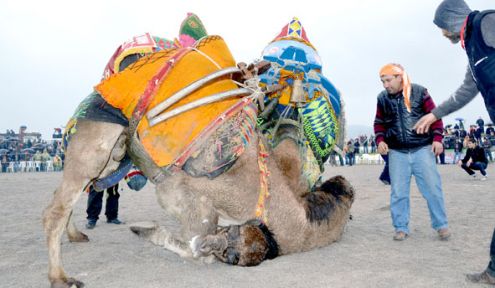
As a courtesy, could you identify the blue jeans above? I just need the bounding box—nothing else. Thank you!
[389,146,448,234]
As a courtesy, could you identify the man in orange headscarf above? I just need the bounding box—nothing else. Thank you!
[374,63,450,242]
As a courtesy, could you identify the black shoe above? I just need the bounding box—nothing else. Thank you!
[107,219,123,225]
[86,220,96,229]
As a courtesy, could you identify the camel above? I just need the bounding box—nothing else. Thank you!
[42,16,352,287]
[42,117,354,287]
[130,135,354,266]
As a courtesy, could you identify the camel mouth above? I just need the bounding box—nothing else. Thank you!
[212,220,278,266]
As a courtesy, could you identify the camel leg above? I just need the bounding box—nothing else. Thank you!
[153,179,219,258]
[66,210,89,243]
[42,120,125,288]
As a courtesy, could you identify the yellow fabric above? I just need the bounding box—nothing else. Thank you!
[96,36,240,167]
[113,46,154,76]
[379,63,412,112]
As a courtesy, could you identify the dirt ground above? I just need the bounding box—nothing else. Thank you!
[1,164,494,288]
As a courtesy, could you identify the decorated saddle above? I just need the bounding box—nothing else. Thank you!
[66,13,258,182]
[258,18,342,161]
[257,17,343,187]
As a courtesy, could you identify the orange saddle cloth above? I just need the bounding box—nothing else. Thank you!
[96,36,243,167]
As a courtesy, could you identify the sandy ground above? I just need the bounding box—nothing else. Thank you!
[1,164,494,288]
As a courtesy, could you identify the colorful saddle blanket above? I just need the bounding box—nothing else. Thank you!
[259,18,342,165]
[95,35,250,168]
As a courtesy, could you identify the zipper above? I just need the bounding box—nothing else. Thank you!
[397,97,407,145]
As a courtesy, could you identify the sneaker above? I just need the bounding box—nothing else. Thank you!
[466,270,495,284]
[437,228,451,241]
[86,220,96,229]
[107,218,124,225]
[481,176,488,181]
[393,231,408,241]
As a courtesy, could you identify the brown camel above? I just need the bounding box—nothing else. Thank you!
[42,115,353,287]
[42,20,352,287]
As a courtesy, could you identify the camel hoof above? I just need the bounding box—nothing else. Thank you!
[51,278,84,288]
[129,221,158,237]
[68,231,89,243]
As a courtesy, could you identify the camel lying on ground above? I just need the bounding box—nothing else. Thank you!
[43,118,354,287]
[42,16,353,288]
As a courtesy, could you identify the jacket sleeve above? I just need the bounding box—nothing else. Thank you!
[373,99,386,145]
[462,149,471,164]
[422,89,444,142]
[431,66,479,119]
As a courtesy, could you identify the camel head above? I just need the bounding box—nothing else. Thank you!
[317,175,355,206]
[199,219,279,266]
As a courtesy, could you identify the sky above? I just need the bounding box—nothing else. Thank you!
[0,0,492,139]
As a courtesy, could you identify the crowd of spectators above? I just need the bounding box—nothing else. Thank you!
[330,118,494,167]
[0,128,65,173]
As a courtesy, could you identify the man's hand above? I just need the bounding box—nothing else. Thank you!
[432,141,444,156]
[377,141,389,155]
[413,113,438,134]
[457,160,463,166]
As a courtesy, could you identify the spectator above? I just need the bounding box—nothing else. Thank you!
[86,184,122,229]
[477,116,485,133]
[1,154,7,173]
[370,136,377,153]
[362,135,369,154]
[453,137,464,164]
[475,125,483,142]
[459,137,488,180]
[344,140,355,166]
[353,138,361,155]
[487,124,495,136]
[483,136,493,162]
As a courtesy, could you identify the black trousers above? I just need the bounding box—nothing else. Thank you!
[461,162,487,176]
[86,183,120,222]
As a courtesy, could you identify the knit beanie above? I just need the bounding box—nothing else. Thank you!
[433,0,472,33]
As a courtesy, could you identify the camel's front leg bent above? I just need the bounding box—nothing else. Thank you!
[42,120,125,288]
[147,178,220,259]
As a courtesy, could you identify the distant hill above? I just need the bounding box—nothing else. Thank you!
[346,124,373,139]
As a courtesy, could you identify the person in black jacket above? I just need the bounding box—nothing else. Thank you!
[414,0,495,132]
[374,63,450,242]
[459,137,488,180]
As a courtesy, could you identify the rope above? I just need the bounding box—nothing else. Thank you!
[255,137,270,224]
[191,47,222,69]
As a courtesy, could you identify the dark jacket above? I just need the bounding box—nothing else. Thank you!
[462,146,488,164]
[432,11,495,122]
[464,10,495,123]
[374,84,444,152]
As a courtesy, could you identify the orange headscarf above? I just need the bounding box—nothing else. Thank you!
[379,63,412,113]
